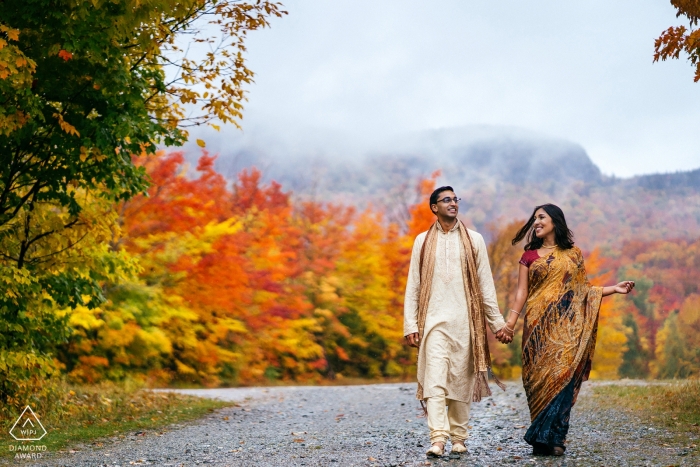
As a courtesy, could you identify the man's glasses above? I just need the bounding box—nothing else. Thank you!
[437,197,461,204]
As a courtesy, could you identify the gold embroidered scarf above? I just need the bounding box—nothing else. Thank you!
[416,220,504,402]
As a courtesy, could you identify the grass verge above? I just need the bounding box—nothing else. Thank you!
[1,381,233,462]
[590,380,700,440]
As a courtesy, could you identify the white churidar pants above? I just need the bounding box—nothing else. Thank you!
[426,391,470,444]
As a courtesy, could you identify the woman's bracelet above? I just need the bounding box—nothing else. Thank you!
[509,309,520,316]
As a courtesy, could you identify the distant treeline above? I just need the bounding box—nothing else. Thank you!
[635,167,700,191]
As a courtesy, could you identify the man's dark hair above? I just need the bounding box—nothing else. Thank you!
[429,186,455,210]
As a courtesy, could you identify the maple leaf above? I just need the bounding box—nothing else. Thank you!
[53,113,80,136]
[58,49,73,61]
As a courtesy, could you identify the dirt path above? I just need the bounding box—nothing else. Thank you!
[35,381,699,466]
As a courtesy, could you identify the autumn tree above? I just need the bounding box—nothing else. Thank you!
[405,171,441,238]
[0,0,284,412]
[655,294,700,378]
[655,1,700,81]
[63,152,240,386]
[584,249,629,379]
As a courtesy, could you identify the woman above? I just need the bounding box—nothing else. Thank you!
[495,204,634,457]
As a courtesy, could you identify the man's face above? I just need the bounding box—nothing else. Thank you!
[431,190,459,219]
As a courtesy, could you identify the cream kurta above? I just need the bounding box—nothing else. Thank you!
[404,222,505,403]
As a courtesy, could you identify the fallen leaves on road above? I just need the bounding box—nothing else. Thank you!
[293,438,305,443]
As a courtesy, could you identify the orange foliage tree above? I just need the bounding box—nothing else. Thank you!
[63,152,423,385]
[655,1,700,81]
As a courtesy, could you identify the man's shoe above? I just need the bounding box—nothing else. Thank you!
[426,443,444,458]
[552,446,565,456]
[448,441,467,459]
[451,442,467,454]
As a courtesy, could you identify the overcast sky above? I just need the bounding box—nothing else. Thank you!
[190,0,700,177]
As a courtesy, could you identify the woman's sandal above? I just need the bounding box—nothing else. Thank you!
[426,442,444,458]
[532,443,551,456]
[532,443,565,456]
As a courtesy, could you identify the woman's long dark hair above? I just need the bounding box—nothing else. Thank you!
[511,203,575,250]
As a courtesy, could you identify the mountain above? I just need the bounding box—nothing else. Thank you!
[202,125,602,190]
[185,125,700,248]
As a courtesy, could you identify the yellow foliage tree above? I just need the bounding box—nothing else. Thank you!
[585,248,630,379]
[655,294,700,378]
[589,296,629,379]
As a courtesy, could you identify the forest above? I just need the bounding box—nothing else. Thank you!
[58,151,700,387]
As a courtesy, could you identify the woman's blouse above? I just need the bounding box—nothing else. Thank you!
[519,249,540,268]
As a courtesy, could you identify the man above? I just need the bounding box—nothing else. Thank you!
[404,186,508,458]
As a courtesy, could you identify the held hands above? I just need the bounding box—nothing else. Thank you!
[496,308,520,344]
[495,322,515,344]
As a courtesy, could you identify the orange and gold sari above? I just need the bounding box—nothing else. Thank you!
[521,246,602,449]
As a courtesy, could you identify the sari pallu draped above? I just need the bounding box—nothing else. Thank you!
[521,246,602,448]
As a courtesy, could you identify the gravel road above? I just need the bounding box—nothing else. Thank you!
[32,381,700,466]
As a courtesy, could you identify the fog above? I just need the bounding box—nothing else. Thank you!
[181,0,700,178]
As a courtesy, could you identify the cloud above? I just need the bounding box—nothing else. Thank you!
[185,0,700,177]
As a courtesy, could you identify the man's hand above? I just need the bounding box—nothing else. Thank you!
[405,332,421,348]
[495,327,513,344]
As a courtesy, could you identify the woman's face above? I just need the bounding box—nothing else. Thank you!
[533,208,554,239]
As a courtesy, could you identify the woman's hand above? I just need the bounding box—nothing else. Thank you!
[614,281,635,294]
[404,332,420,348]
[603,280,636,297]
[495,325,514,344]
